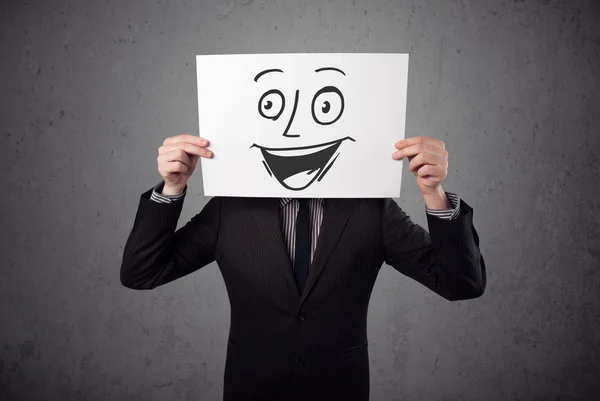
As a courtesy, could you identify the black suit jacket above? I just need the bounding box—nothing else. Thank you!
[120,189,486,401]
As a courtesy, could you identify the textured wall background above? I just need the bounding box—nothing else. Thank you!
[1,0,599,400]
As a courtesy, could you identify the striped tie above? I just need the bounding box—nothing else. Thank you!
[294,198,310,292]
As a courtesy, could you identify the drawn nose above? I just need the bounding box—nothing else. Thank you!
[282,90,300,138]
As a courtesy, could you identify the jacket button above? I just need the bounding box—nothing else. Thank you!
[296,359,303,368]
[298,313,305,321]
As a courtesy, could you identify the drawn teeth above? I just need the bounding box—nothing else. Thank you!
[264,143,336,157]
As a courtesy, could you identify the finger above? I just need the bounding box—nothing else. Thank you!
[393,143,448,160]
[159,149,192,169]
[395,137,445,150]
[408,153,447,173]
[408,153,448,173]
[163,134,210,147]
[162,160,189,175]
[163,133,209,146]
[393,144,444,160]
[417,165,446,182]
[159,142,213,158]
[416,164,437,178]
[417,164,430,177]
[400,143,447,156]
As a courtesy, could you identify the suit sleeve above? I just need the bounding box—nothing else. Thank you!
[382,197,486,301]
[120,187,221,290]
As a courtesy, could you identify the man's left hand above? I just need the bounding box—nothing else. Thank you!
[393,136,451,209]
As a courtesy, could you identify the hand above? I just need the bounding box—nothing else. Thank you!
[157,134,213,195]
[392,136,448,197]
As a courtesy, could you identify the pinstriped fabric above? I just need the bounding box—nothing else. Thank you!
[121,184,486,401]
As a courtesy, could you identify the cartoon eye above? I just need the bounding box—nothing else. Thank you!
[311,86,344,125]
[258,89,285,120]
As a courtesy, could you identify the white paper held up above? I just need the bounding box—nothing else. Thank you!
[196,53,409,198]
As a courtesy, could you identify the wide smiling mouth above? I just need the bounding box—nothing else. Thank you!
[250,136,355,155]
[250,136,355,191]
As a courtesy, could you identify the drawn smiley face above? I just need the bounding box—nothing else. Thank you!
[250,67,356,191]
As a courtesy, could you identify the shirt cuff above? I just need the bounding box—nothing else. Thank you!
[425,192,461,220]
[150,181,187,204]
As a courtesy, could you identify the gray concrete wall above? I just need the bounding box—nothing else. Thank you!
[1,0,599,400]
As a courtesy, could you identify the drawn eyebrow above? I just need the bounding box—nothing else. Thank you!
[315,67,346,76]
[254,69,284,82]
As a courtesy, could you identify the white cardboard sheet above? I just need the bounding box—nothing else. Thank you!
[196,53,408,198]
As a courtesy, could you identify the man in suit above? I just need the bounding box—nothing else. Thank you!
[120,133,486,401]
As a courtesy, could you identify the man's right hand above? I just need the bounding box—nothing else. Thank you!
[157,134,213,195]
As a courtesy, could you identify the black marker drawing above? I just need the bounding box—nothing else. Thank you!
[254,68,284,82]
[314,66,346,75]
[311,86,344,125]
[258,89,285,121]
[251,67,355,191]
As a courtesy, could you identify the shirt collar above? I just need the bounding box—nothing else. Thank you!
[279,198,324,207]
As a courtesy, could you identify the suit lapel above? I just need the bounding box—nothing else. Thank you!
[250,198,300,298]
[299,198,354,306]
